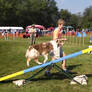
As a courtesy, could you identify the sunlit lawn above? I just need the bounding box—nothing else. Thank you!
[0,36,92,92]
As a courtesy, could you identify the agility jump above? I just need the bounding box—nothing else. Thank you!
[0,47,92,82]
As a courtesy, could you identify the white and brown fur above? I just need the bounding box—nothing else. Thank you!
[25,39,63,66]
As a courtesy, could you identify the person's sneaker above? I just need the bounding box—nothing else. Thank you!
[45,71,51,77]
[63,69,71,73]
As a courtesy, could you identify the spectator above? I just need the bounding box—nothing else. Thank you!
[28,25,36,45]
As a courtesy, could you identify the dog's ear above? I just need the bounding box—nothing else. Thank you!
[56,39,64,47]
[56,39,61,43]
[56,39,58,43]
[56,39,62,43]
[56,39,61,47]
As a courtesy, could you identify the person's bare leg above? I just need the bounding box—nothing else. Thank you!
[61,52,66,70]
[62,60,66,70]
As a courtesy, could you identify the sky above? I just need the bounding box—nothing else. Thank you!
[55,0,92,14]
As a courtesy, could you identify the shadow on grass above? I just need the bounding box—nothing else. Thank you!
[85,74,92,77]
[0,73,69,84]
[67,64,82,70]
[0,79,19,84]
[26,73,92,83]
[0,72,77,84]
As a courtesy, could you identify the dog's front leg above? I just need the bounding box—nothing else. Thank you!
[27,58,31,67]
[34,58,42,65]
[43,54,48,63]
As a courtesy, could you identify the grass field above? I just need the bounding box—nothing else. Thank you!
[0,36,92,92]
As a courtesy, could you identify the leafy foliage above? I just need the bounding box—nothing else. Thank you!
[0,0,92,29]
[82,6,92,30]
[0,0,58,28]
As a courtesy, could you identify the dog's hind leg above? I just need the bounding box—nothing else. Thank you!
[34,58,42,65]
[27,58,31,67]
[43,54,48,63]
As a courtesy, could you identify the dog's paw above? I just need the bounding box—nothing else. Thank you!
[38,62,42,65]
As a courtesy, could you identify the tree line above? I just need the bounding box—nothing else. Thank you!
[0,0,92,30]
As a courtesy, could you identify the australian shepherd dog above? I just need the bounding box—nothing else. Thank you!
[25,39,63,66]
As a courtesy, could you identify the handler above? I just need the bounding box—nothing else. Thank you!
[45,19,69,76]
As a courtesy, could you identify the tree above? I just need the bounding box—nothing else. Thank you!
[0,0,59,28]
[69,14,79,29]
[0,0,23,26]
[59,9,71,26]
[82,6,92,29]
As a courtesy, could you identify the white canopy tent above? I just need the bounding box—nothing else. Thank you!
[0,27,23,30]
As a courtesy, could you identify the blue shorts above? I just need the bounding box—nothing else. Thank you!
[60,47,64,57]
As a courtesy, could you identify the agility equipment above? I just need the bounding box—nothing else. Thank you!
[0,48,92,82]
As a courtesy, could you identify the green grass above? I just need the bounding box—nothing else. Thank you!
[0,36,92,92]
